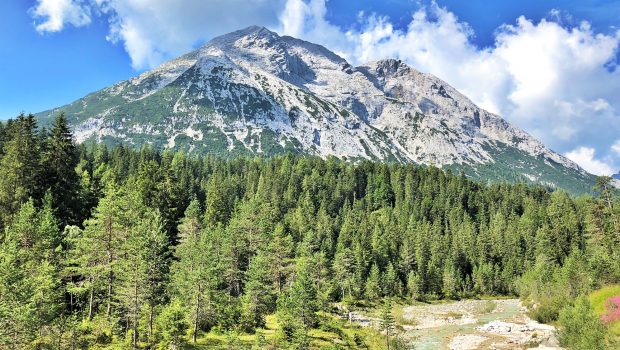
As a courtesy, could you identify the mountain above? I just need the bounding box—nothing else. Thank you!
[613,172,620,180]
[35,26,595,193]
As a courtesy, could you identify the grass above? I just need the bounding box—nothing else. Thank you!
[185,311,387,349]
[474,300,497,315]
[589,284,620,341]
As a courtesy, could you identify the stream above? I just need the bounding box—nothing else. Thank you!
[351,299,562,350]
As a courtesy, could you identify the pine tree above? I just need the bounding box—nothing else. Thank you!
[42,112,80,227]
[156,301,188,350]
[0,114,41,228]
[333,246,357,300]
[204,176,229,228]
[171,225,221,342]
[177,197,202,242]
[406,270,423,301]
[277,260,318,340]
[364,263,381,300]
[380,298,396,350]
[0,201,62,349]
[240,251,275,331]
[268,223,293,294]
[558,297,607,350]
[442,264,460,299]
[76,184,135,320]
[383,263,402,297]
[142,211,171,344]
[117,210,169,347]
[594,176,618,237]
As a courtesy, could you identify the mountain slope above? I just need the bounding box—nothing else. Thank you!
[36,26,596,193]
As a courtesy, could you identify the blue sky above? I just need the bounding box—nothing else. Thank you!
[2,0,620,174]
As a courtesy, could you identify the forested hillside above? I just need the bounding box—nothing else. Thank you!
[1,113,618,349]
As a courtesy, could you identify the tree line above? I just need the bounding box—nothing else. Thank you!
[0,113,618,349]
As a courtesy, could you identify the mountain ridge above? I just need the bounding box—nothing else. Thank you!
[35,25,596,194]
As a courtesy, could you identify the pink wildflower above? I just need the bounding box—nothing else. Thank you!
[601,296,620,324]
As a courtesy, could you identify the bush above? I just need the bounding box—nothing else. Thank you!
[559,296,607,350]
[529,296,566,324]
[156,301,188,350]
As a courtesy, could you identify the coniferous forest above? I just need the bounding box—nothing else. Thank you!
[1,113,619,349]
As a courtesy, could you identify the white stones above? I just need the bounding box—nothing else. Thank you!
[449,334,488,350]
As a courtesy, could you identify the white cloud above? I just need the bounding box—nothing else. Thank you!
[30,0,620,173]
[565,147,615,176]
[32,0,286,68]
[101,0,287,68]
[612,140,620,156]
[277,1,620,173]
[31,0,91,33]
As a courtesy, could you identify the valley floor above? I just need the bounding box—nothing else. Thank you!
[187,298,562,349]
[349,299,562,350]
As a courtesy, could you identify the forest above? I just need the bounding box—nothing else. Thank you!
[0,113,619,349]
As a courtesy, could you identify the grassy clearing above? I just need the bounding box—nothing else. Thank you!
[187,312,386,349]
[589,285,620,340]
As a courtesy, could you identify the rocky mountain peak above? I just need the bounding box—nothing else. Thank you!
[34,27,597,194]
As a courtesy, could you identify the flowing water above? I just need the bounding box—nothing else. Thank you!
[397,299,560,350]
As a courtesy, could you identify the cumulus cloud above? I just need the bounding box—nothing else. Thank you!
[565,147,615,176]
[612,140,620,156]
[30,0,620,174]
[31,0,91,32]
[278,1,620,174]
[32,0,286,68]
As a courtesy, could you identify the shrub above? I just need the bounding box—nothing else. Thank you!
[559,296,607,350]
[156,301,188,350]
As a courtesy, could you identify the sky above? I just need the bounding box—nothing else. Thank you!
[1,0,620,175]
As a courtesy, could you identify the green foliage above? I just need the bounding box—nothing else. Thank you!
[559,297,608,350]
[240,251,276,331]
[0,115,618,348]
[380,298,396,350]
[0,114,41,229]
[42,112,81,226]
[277,260,319,341]
[518,251,597,323]
[364,263,381,301]
[156,301,188,350]
[0,201,62,349]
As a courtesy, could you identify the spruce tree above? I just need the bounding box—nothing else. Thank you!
[380,298,396,350]
[364,263,381,300]
[240,251,275,331]
[42,112,80,226]
[0,114,41,228]
[171,225,221,342]
[277,260,318,340]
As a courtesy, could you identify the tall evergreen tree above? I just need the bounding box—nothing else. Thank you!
[277,260,318,340]
[0,114,41,229]
[42,112,80,226]
[240,250,275,331]
[380,298,396,350]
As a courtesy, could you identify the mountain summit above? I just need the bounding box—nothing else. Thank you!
[36,26,595,193]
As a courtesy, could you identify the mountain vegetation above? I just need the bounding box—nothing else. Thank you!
[0,113,618,349]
